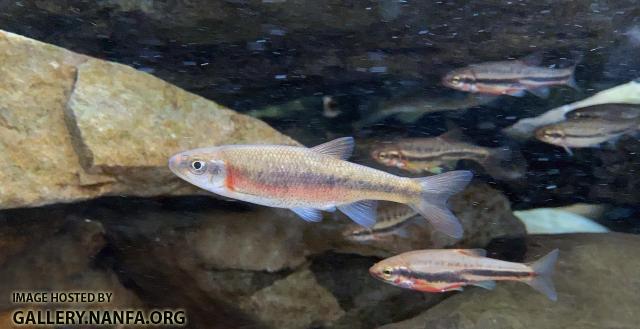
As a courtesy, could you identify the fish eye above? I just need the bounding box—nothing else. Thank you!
[378,152,388,159]
[451,76,461,84]
[189,160,207,174]
[382,267,393,277]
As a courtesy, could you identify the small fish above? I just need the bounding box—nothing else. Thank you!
[369,248,560,301]
[370,129,525,180]
[565,104,640,121]
[342,202,419,242]
[354,94,497,128]
[534,118,640,155]
[504,79,640,139]
[169,137,473,238]
[442,52,579,97]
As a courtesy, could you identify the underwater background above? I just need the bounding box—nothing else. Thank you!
[0,1,639,328]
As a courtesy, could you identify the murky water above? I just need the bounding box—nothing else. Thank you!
[1,1,639,329]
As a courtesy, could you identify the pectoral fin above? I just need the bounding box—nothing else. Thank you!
[472,280,496,290]
[529,87,550,98]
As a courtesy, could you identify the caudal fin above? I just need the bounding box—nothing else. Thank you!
[481,145,527,180]
[526,248,560,301]
[410,170,473,239]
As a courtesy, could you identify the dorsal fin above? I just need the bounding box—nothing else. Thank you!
[456,249,487,257]
[520,51,543,66]
[310,137,354,160]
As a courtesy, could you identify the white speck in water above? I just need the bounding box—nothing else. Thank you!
[418,30,429,35]
[546,185,557,190]
[369,66,388,73]
[270,28,286,36]
[274,74,287,80]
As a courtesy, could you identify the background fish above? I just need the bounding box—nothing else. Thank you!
[169,137,473,238]
[370,128,526,180]
[369,248,560,301]
[534,118,640,154]
[442,52,579,98]
[565,104,640,121]
[504,79,640,139]
[342,202,420,242]
[354,93,497,128]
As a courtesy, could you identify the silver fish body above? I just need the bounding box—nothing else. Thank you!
[535,118,640,150]
[443,53,578,97]
[169,137,473,238]
[369,248,560,301]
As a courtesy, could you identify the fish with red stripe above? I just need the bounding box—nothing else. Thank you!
[442,52,580,98]
[168,137,473,238]
[369,248,559,301]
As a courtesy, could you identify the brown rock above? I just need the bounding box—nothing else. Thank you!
[0,30,295,210]
[240,268,345,329]
[0,215,141,329]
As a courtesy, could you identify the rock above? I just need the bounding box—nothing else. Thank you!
[0,213,141,327]
[311,252,446,329]
[378,233,640,329]
[240,268,345,329]
[330,183,526,258]
[0,30,295,209]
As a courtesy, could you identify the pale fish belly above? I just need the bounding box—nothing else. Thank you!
[219,147,419,209]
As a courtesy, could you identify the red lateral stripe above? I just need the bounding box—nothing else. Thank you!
[225,162,235,190]
[224,165,346,203]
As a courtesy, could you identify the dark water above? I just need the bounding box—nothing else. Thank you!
[1,1,640,329]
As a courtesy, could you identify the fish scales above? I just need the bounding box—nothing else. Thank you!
[221,146,419,207]
[389,139,490,162]
[169,137,472,238]
[370,249,559,300]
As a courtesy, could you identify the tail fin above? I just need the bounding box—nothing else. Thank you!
[481,145,527,181]
[410,170,473,239]
[566,51,583,92]
[526,249,560,301]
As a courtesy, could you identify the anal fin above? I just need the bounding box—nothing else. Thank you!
[338,200,377,228]
[291,208,323,222]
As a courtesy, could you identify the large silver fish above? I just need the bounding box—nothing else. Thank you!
[169,137,473,238]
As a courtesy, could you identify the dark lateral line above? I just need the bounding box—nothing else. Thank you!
[403,151,478,161]
[463,269,531,278]
[563,128,631,139]
[472,76,570,84]
[398,269,531,283]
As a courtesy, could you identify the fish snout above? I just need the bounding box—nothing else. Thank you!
[168,153,188,175]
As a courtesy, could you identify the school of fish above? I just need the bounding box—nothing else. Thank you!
[167,51,640,303]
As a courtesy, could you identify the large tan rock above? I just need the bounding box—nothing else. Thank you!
[0,30,295,209]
